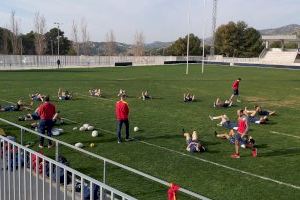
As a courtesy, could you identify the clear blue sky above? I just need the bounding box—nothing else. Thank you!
[1,0,300,43]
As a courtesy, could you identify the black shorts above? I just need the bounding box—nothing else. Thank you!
[233,89,239,95]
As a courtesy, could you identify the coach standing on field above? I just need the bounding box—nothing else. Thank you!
[115,94,131,143]
[229,78,241,103]
[38,95,56,148]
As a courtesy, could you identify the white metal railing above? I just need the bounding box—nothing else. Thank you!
[0,135,136,200]
[0,118,210,200]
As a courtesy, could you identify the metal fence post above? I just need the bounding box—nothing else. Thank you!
[103,160,106,184]
[20,129,24,145]
[55,141,59,161]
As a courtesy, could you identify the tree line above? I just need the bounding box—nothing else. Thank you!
[0,11,146,56]
[0,11,265,58]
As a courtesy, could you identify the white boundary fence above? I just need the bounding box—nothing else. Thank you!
[0,55,204,70]
[0,135,137,200]
[0,118,211,200]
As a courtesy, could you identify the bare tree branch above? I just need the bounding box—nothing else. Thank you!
[81,18,90,55]
[105,30,116,56]
[72,20,80,55]
[34,12,47,55]
[9,10,21,54]
[133,31,145,56]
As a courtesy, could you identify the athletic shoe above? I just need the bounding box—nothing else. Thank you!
[38,145,44,149]
[48,144,54,149]
[209,115,213,121]
[117,141,121,144]
[214,131,218,137]
[237,99,241,103]
[231,153,240,159]
[18,116,25,121]
[252,148,257,157]
[125,138,133,142]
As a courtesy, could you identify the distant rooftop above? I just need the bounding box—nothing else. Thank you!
[262,35,300,41]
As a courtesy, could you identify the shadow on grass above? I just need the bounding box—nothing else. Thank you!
[255,144,268,149]
[133,134,182,141]
[261,147,300,157]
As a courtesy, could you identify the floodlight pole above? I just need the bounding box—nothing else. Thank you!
[201,0,206,74]
[186,0,191,75]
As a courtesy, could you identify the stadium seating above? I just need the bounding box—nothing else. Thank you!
[260,48,298,64]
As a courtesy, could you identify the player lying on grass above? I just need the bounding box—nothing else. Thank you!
[89,88,102,97]
[58,88,72,100]
[183,93,195,102]
[0,100,32,112]
[209,114,237,129]
[183,129,206,153]
[231,109,257,159]
[30,93,45,102]
[117,89,127,97]
[213,98,233,108]
[244,107,268,124]
[140,90,152,100]
[214,130,255,149]
[18,107,40,121]
[253,105,276,116]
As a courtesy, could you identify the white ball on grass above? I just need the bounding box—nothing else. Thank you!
[87,126,94,131]
[91,130,99,137]
[74,143,83,148]
[83,124,89,129]
[79,127,85,131]
[73,127,78,130]
[134,126,139,132]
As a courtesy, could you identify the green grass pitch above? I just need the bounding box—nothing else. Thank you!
[0,64,300,200]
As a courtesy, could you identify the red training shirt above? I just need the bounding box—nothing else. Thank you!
[38,102,56,120]
[115,100,129,120]
[232,80,240,90]
[168,184,180,200]
[237,116,248,135]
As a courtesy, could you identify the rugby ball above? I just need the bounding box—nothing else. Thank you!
[75,143,83,148]
[134,126,139,132]
[83,124,89,129]
[87,126,94,131]
[52,128,60,136]
[79,126,85,131]
[91,130,99,137]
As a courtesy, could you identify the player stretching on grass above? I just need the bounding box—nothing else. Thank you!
[229,78,241,103]
[183,129,205,153]
[0,100,32,112]
[209,114,237,129]
[231,110,257,158]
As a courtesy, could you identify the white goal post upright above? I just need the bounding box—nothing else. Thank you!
[202,0,206,74]
[186,0,191,75]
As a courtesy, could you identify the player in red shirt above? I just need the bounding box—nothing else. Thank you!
[37,95,56,148]
[115,94,130,143]
[231,110,257,158]
[229,78,241,103]
[167,183,180,200]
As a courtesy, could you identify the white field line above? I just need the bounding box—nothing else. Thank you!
[75,93,114,102]
[269,131,300,139]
